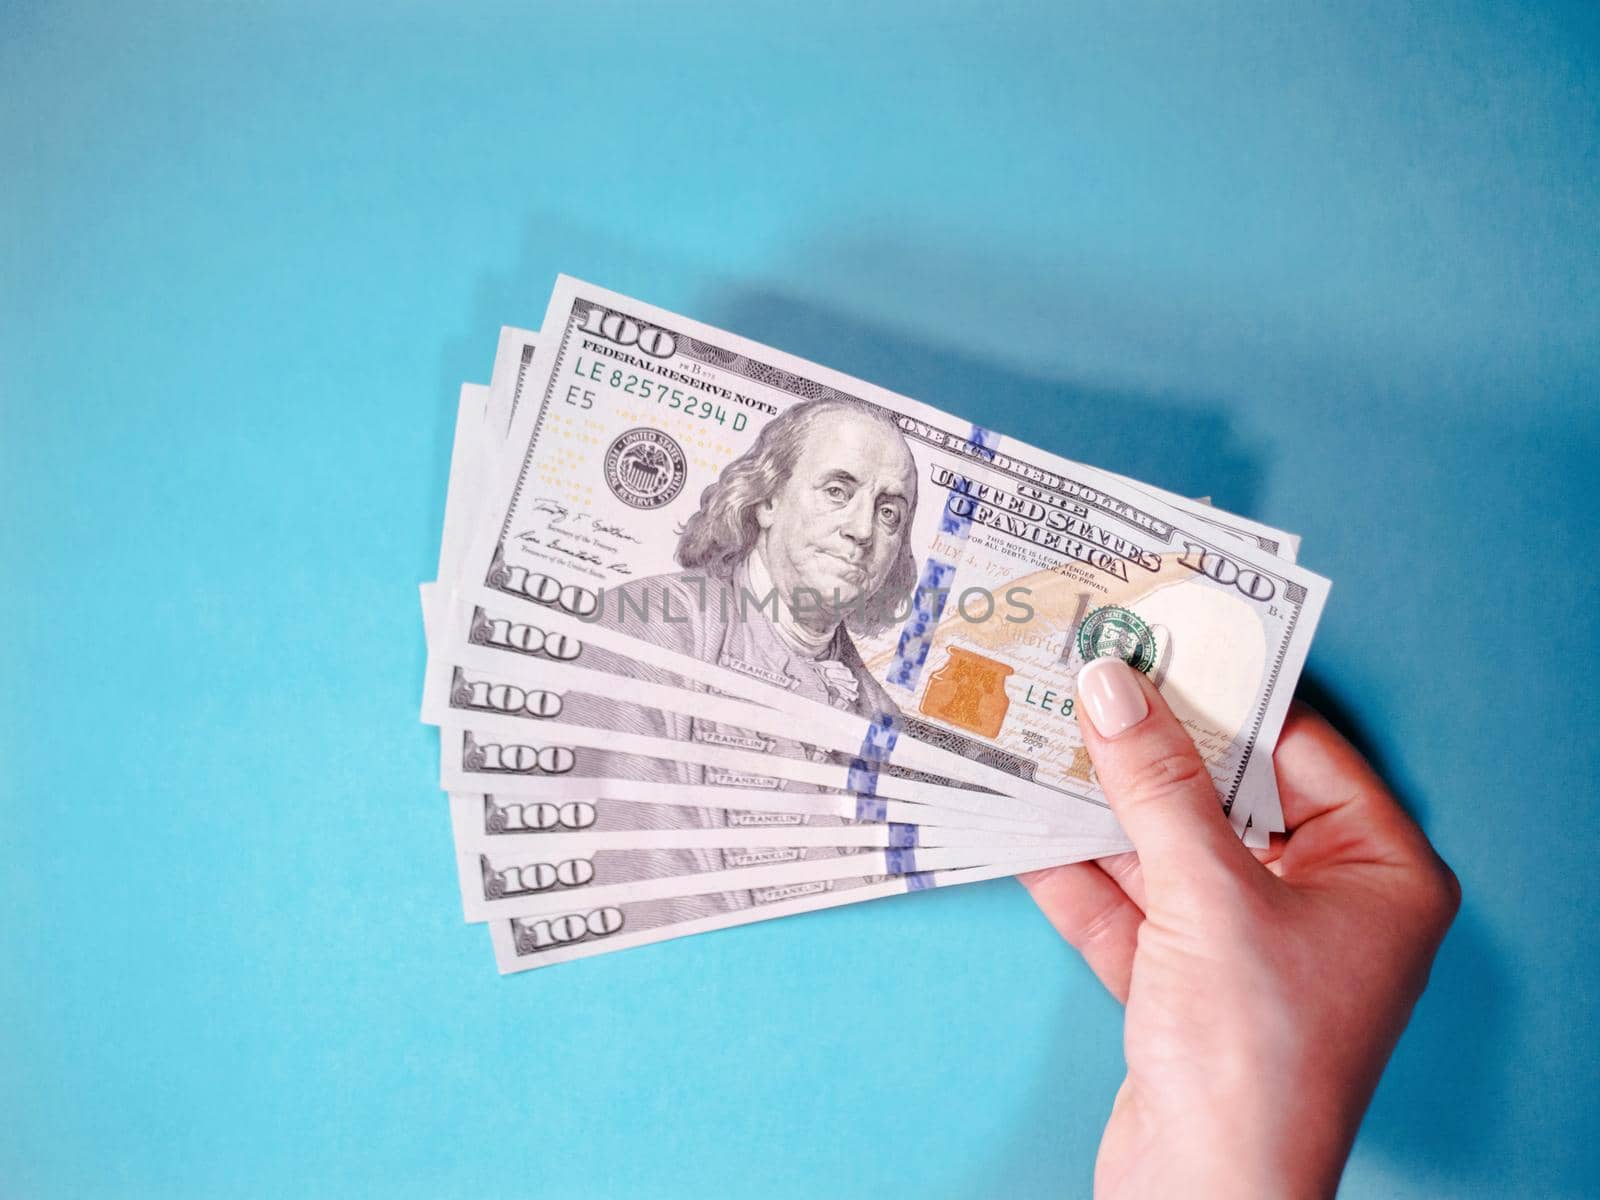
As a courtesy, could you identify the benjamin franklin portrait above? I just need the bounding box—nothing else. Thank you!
[600,396,919,719]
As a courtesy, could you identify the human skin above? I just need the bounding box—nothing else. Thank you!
[753,411,916,631]
[1021,657,1460,1199]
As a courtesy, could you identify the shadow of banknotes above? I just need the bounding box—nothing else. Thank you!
[1293,673,1511,1176]
[430,229,1269,533]
[1361,907,1508,1170]
[700,288,1269,520]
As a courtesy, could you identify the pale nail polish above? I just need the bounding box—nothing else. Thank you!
[1077,656,1149,738]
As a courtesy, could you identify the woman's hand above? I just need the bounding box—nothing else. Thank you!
[1021,657,1459,1199]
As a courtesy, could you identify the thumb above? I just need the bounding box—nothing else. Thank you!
[1075,656,1259,907]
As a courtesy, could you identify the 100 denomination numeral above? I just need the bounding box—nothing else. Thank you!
[1177,542,1277,601]
[493,567,599,618]
[516,907,625,953]
[456,679,563,719]
[471,610,582,660]
[486,799,598,833]
[465,736,576,775]
[577,305,676,358]
[484,855,596,896]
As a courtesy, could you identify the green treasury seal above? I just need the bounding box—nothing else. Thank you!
[1076,605,1157,673]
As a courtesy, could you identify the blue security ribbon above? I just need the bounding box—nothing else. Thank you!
[851,424,997,799]
[885,847,919,875]
[853,794,889,821]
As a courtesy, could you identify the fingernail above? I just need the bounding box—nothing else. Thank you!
[1076,657,1149,738]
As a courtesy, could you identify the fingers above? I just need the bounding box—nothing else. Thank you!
[1271,702,1392,832]
[1076,657,1260,909]
[1273,703,1462,921]
[1095,851,1147,912]
[1019,863,1141,1002]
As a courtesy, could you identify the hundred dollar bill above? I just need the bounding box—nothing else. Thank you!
[448,792,1101,855]
[431,654,1059,820]
[457,838,1088,923]
[488,855,1073,974]
[438,348,1279,846]
[438,732,1070,836]
[453,279,1325,838]
[445,340,1289,838]
[451,321,1292,837]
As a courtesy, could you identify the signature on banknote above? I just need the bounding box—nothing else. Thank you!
[530,496,643,545]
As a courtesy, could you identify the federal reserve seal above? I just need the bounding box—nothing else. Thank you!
[603,427,687,510]
[1076,605,1158,673]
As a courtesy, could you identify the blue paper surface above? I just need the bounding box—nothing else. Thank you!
[4,3,1597,1196]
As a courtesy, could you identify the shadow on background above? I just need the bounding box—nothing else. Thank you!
[430,225,1272,534]
[702,288,1267,520]
[1297,672,1428,822]
[1295,673,1512,1175]
[1366,906,1508,1169]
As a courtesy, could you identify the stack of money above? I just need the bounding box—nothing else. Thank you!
[420,277,1327,974]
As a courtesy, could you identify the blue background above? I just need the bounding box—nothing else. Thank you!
[4,3,1597,1196]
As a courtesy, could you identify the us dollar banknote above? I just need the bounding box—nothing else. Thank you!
[452,280,1325,839]
[448,792,1102,855]
[441,339,1286,839]
[441,763,1052,836]
[488,855,1074,974]
[458,839,1085,923]
[436,354,1284,842]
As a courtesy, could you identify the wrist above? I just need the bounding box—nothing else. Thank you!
[1101,1132,1346,1200]
[1208,1078,1355,1199]
[1099,1080,1352,1200]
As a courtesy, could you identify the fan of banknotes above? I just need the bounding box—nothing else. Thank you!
[419,276,1327,974]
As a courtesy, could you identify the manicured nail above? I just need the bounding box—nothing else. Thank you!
[1076,657,1149,738]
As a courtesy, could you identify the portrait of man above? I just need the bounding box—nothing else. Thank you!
[600,396,919,718]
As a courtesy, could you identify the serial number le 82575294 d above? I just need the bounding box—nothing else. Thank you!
[566,355,749,430]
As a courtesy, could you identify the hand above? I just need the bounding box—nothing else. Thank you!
[1020,658,1459,1199]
